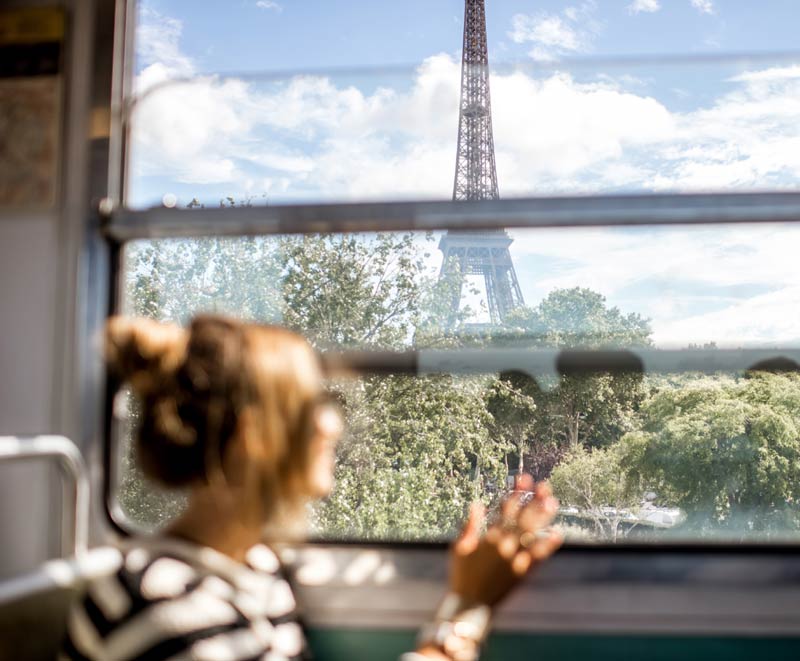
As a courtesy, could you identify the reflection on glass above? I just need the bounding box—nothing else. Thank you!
[121,225,800,350]
[127,55,800,209]
[115,225,800,542]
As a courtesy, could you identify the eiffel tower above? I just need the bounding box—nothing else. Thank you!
[439,0,524,326]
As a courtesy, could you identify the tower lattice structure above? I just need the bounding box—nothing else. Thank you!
[439,0,524,326]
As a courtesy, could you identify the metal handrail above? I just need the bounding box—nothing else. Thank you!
[107,191,800,241]
[0,436,89,557]
[323,347,800,381]
[0,547,120,606]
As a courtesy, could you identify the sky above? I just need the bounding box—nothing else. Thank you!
[135,0,800,73]
[127,1,800,348]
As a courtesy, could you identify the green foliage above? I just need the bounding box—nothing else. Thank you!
[124,237,283,323]
[485,371,539,473]
[502,287,651,349]
[550,444,643,541]
[118,233,800,544]
[489,288,651,477]
[314,375,506,539]
[620,372,800,537]
[279,233,435,349]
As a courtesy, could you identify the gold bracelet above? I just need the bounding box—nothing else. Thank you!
[416,593,492,661]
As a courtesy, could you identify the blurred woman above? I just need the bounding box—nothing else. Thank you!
[62,315,561,661]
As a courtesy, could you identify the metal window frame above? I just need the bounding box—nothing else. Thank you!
[322,347,800,380]
[99,17,800,547]
[102,197,800,549]
[107,190,800,240]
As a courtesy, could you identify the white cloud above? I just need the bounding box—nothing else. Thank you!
[654,285,800,347]
[690,0,715,15]
[132,76,258,184]
[132,10,800,201]
[628,0,661,14]
[256,0,282,11]
[491,72,674,190]
[643,65,800,192]
[508,224,800,347]
[129,9,800,345]
[730,65,800,83]
[136,7,193,85]
[510,15,582,51]
[508,2,600,60]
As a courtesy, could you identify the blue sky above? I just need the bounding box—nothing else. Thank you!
[128,1,800,348]
[131,0,800,206]
[140,0,800,73]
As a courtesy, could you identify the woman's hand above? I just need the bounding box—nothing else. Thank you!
[411,478,562,660]
[449,476,562,607]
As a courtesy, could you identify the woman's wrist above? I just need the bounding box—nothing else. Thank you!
[413,592,493,661]
[433,592,492,631]
[402,648,450,660]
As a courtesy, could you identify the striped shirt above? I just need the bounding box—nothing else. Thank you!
[61,538,309,661]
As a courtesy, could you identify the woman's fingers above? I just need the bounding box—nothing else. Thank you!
[454,501,485,555]
[489,479,559,563]
[510,529,562,578]
[517,483,559,533]
[517,496,558,532]
[533,481,553,501]
[511,550,533,575]
[498,474,536,528]
[515,473,534,493]
[500,488,525,523]
[529,529,564,562]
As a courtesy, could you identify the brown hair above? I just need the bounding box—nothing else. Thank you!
[106,315,324,520]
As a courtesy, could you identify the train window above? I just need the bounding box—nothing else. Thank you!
[127,54,800,209]
[109,3,800,546]
[110,225,800,543]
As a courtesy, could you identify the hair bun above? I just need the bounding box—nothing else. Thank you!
[106,316,188,396]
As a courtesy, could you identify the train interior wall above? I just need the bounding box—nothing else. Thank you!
[1,0,800,659]
[0,0,88,578]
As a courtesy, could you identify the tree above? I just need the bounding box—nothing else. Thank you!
[500,288,652,451]
[620,372,800,537]
[484,288,652,486]
[120,230,500,537]
[485,371,538,478]
[279,233,434,350]
[550,444,643,541]
[314,374,507,540]
[503,287,652,349]
[124,236,283,323]
[484,370,563,482]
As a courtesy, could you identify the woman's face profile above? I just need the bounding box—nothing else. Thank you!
[306,403,344,498]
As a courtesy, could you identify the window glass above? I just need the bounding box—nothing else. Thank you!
[127,54,800,208]
[128,1,800,208]
[114,226,800,542]
[118,2,800,543]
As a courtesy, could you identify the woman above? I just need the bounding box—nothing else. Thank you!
[62,315,562,661]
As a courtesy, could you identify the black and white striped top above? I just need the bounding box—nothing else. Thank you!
[61,538,309,661]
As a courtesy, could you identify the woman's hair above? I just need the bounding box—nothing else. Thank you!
[106,315,324,519]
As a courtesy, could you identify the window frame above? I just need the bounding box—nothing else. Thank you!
[86,0,800,638]
[107,190,800,241]
[103,199,800,549]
